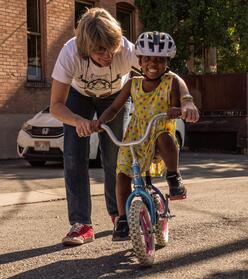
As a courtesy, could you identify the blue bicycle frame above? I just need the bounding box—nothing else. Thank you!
[125,161,157,225]
[100,112,169,226]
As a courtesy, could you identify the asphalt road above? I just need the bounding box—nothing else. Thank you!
[0,152,248,279]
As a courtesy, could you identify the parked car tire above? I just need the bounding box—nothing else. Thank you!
[28,161,46,167]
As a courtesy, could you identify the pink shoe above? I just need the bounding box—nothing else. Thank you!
[62,223,95,246]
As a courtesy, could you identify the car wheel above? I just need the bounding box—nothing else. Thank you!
[28,161,46,167]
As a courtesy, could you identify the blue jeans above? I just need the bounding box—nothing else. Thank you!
[64,87,128,225]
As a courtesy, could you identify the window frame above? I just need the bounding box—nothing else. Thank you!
[75,0,94,28]
[116,3,135,42]
[26,0,45,83]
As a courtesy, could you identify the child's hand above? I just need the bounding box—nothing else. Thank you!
[91,119,103,132]
[181,101,199,122]
[167,107,182,119]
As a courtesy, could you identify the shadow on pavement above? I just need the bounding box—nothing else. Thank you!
[0,152,247,186]
[95,230,113,238]
[0,159,64,181]
[0,244,68,265]
[180,151,248,180]
[205,269,248,279]
[0,159,105,183]
[0,231,112,266]
[3,238,248,279]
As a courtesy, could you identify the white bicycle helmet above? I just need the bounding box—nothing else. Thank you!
[135,31,176,58]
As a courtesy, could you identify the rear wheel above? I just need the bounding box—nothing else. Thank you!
[28,161,46,167]
[128,199,155,266]
[153,194,169,246]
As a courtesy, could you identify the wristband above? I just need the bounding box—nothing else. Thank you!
[180,94,193,103]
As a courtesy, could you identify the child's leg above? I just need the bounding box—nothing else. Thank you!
[156,132,187,200]
[112,173,132,241]
[156,132,179,172]
[116,173,132,216]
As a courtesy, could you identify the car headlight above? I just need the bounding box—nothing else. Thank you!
[22,122,33,132]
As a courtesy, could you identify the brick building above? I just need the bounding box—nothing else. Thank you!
[0,0,142,158]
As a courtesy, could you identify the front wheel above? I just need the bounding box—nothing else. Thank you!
[128,199,155,266]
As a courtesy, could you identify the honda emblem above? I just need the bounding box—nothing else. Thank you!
[42,128,49,135]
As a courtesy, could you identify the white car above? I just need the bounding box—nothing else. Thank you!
[17,107,185,167]
[17,107,100,167]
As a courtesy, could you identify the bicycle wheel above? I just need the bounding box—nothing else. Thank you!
[128,199,155,266]
[154,194,169,246]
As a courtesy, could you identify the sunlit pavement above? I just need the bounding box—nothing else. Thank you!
[0,152,247,278]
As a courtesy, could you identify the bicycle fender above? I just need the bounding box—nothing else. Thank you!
[125,192,136,217]
[126,191,156,225]
[151,185,165,202]
[151,184,168,209]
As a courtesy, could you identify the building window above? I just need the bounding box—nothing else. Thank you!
[75,1,94,28]
[27,0,42,81]
[117,5,134,42]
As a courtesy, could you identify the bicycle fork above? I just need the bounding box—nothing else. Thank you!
[125,159,157,225]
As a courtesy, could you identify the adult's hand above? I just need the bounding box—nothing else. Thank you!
[181,101,199,123]
[75,117,94,137]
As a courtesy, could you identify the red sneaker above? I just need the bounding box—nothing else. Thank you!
[62,223,95,246]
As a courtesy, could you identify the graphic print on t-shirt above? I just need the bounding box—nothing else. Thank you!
[78,71,121,96]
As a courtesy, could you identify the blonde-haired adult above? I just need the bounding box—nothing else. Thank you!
[50,7,139,246]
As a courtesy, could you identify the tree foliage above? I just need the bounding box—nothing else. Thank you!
[135,0,248,73]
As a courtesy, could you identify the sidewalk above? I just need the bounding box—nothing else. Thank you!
[0,182,103,207]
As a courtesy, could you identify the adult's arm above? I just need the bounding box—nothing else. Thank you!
[50,79,93,137]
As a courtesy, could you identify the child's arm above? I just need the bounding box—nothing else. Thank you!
[92,79,132,131]
[171,75,199,123]
[167,78,181,118]
[170,77,181,107]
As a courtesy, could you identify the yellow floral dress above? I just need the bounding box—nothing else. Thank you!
[116,72,177,178]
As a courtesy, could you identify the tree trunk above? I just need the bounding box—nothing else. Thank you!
[204,47,217,73]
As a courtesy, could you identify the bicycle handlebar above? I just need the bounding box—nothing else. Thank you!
[100,112,168,147]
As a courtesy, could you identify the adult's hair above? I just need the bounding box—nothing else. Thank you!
[75,7,122,58]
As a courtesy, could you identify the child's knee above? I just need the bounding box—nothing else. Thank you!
[117,172,131,186]
[157,132,177,150]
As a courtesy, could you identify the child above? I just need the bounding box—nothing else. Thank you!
[92,31,199,241]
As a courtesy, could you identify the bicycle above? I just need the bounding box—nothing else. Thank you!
[101,112,173,266]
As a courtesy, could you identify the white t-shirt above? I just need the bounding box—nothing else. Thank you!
[52,36,140,97]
